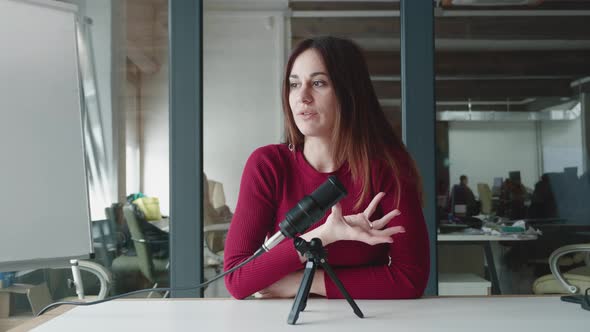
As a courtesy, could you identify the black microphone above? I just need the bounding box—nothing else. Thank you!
[261,175,347,252]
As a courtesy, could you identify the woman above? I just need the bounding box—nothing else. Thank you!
[223,36,429,300]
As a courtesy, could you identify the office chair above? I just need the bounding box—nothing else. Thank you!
[449,184,478,217]
[55,260,112,300]
[532,243,590,294]
[0,260,112,316]
[203,174,232,274]
[528,174,558,219]
[111,205,169,295]
[90,218,118,267]
[204,221,230,273]
[449,184,466,216]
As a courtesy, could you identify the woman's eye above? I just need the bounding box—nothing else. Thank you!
[313,80,326,87]
[289,82,299,88]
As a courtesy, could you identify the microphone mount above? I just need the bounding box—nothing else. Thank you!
[287,237,364,325]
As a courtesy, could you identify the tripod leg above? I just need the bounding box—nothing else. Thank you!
[321,262,364,318]
[287,261,316,325]
[299,261,316,312]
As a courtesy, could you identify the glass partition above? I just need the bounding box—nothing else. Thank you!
[434,3,590,296]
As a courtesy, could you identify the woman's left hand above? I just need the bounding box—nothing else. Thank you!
[313,192,405,246]
[255,271,304,299]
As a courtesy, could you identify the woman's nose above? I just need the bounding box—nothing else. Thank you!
[298,85,312,104]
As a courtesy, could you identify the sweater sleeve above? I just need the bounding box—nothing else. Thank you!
[223,147,304,299]
[324,169,430,299]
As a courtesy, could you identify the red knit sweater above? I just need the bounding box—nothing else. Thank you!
[223,144,430,299]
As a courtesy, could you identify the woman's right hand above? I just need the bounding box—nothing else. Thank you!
[309,192,405,246]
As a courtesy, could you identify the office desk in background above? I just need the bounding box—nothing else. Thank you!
[150,218,229,234]
[438,233,537,295]
[12,297,588,331]
[150,218,170,233]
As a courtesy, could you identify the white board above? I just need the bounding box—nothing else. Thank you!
[0,0,92,271]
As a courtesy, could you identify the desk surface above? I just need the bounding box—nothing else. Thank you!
[25,297,588,331]
[438,233,538,241]
[150,218,169,232]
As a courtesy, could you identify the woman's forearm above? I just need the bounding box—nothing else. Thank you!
[311,269,326,296]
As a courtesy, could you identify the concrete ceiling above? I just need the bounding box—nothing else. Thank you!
[289,0,590,111]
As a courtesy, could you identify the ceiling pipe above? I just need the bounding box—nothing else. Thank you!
[349,38,590,51]
[571,76,590,88]
[379,98,537,107]
[290,9,590,18]
[372,75,572,81]
[379,98,581,121]
[436,100,580,121]
[441,0,542,7]
[437,98,536,106]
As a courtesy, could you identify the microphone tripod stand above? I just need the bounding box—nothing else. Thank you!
[287,237,364,325]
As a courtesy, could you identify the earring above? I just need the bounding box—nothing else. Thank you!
[288,143,295,152]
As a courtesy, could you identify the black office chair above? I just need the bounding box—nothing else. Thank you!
[91,218,118,267]
[110,205,169,295]
[449,184,479,217]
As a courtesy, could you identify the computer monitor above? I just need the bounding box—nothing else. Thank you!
[509,171,521,185]
[564,166,578,178]
[492,177,503,196]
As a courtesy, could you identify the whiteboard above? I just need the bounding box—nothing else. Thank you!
[0,0,92,271]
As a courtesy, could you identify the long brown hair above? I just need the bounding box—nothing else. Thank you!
[282,36,423,209]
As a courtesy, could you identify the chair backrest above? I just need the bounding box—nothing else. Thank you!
[90,218,117,267]
[208,179,227,209]
[105,203,124,226]
[449,184,468,216]
[477,183,492,214]
[203,175,232,254]
[122,205,156,282]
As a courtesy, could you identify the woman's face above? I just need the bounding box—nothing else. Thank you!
[288,49,339,139]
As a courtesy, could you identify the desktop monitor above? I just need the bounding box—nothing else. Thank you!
[492,177,503,196]
[509,171,521,185]
[564,166,578,178]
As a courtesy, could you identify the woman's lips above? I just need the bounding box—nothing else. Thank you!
[298,111,318,120]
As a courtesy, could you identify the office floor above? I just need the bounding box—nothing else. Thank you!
[0,313,33,332]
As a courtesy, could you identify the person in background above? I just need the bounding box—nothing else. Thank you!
[499,178,527,220]
[449,175,478,216]
[223,36,430,300]
[528,174,557,219]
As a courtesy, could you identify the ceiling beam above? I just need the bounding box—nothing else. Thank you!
[365,50,590,78]
[571,77,590,93]
[291,16,590,40]
[292,37,590,51]
[290,0,590,11]
[441,0,590,10]
[372,78,574,100]
[435,79,575,99]
[290,1,399,11]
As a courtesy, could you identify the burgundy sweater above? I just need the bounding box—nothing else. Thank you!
[223,144,430,299]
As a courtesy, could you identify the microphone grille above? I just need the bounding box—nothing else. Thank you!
[310,176,347,210]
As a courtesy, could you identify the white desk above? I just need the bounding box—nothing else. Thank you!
[438,233,537,294]
[20,297,589,331]
[151,218,230,234]
[150,218,170,233]
[438,233,538,242]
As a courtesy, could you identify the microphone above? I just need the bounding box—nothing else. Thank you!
[261,175,347,252]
